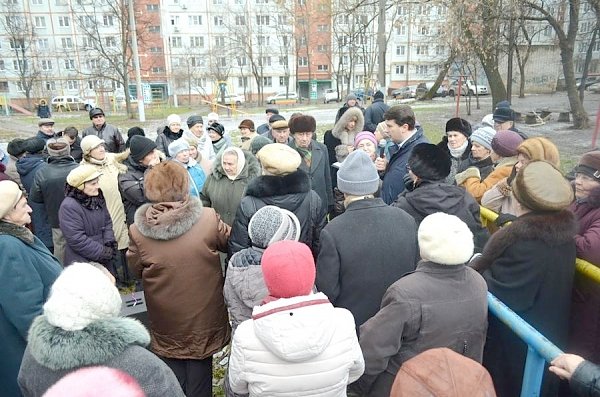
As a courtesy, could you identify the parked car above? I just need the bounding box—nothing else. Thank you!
[215,94,245,106]
[588,82,600,94]
[391,85,417,99]
[50,96,96,111]
[577,76,600,89]
[323,89,340,104]
[416,82,448,99]
[266,92,298,104]
[447,80,489,96]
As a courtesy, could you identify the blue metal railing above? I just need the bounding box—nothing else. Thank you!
[487,292,563,397]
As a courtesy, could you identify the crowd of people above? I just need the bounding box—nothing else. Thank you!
[1,96,600,397]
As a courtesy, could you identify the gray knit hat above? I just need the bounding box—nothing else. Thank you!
[248,205,301,249]
[168,138,190,157]
[337,150,379,195]
[470,127,496,150]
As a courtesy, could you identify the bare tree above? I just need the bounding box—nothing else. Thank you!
[171,47,209,106]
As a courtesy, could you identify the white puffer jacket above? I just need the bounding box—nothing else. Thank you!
[228,292,364,396]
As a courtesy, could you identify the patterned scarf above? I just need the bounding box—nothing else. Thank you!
[296,146,312,168]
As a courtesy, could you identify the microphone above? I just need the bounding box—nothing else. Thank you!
[379,139,387,159]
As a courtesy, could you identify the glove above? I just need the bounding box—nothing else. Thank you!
[100,246,115,262]
[455,167,481,186]
[495,213,517,227]
[403,173,416,192]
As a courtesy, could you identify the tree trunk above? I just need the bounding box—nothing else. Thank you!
[421,53,454,101]
[479,57,507,110]
[579,27,598,103]
[561,41,590,128]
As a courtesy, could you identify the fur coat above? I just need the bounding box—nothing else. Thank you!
[18,315,184,397]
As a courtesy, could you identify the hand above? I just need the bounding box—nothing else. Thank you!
[549,354,585,381]
[374,157,387,172]
[347,145,355,153]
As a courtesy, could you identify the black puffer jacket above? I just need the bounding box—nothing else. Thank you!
[29,156,78,228]
[118,156,148,226]
[228,169,327,258]
[393,181,489,252]
[155,127,183,157]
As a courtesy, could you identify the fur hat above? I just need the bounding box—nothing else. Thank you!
[445,117,472,138]
[408,143,451,181]
[248,205,301,249]
[493,107,514,122]
[207,122,225,137]
[576,151,600,180]
[43,262,122,331]
[67,165,102,191]
[269,114,285,123]
[167,114,182,126]
[43,367,145,397]
[256,143,301,175]
[418,213,474,265]
[271,120,288,130]
[144,160,189,202]
[38,118,55,127]
[373,90,384,100]
[22,137,46,154]
[512,161,573,212]
[470,127,496,150]
[89,107,105,119]
[80,135,105,156]
[238,119,255,131]
[390,348,496,397]
[289,114,317,134]
[187,115,203,128]
[126,126,145,140]
[265,107,279,115]
[354,131,377,148]
[337,150,379,195]
[491,130,523,157]
[517,137,560,167]
[129,135,157,162]
[168,138,190,157]
[7,138,26,157]
[46,138,71,157]
[0,180,24,219]
[261,241,315,299]
[250,135,272,155]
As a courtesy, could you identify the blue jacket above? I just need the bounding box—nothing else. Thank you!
[185,160,206,197]
[380,129,428,204]
[0,221,61,397]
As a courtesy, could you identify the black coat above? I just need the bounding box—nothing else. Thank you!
[290,140,334,212]
[82,123,125,153]
[228,169,326,258]
[571,361,600,397]
[316,198,418,331]
[437,137,472,184]
[363,99,389,132]
[118,156,148,226]
[393,181,489,252]
[29,156,78,228]
[471,211,577,397]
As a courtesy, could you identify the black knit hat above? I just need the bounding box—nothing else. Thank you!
[374,90,384,100]
[129,135,157,162]
[187,115,203,128]
[22,137,46,154]
[207,122,225,137]
[445,117,472,138]
[408,143,451,181]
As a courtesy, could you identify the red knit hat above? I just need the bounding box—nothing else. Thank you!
[261,241,315,299]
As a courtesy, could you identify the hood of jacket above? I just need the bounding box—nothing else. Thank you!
[212,147,260,181]
[134,196,203,240]
[332,107,364,143]
[251,292,338,362]
[16,153,46,176]
[27,315,150,371]
[402,182,472,219]
[161,126,184,141]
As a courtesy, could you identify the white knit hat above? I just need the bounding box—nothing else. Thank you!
[44,263,122,331]
[418,213,474,265]
[167,114,182,126]
[0,180,24,219]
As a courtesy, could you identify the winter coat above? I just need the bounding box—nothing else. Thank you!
[127,198,231,359]
[437,137,472,184]
[82,152,129,250]
[456,156,517,203]
[393,181,489,252]
[350,261,488,397]
[36,104,51,118]
[200,149,260,226]
[18,315,184,397]
[570,361,600,397]
[381,129,429,204]
[363,98,389,132]
[228,292,365,396]
[178,159,206,197]
[480,180,520,216]
[17,153,53,248]
[458,154,494,181]
[568,188,600,364]
[35,131,53,142]
[6,155,23,188]
[69,136,83,163]
[155,127,184,157]
[228,170,327,258]
[290,140,334,212]
[471,210,577,397]
[29,156,78,228]
[316,198,418,330]
[82,123,125,153]
[223,248,267,332]
[118,156,148,226]
[59,187,116,266]
[0,221,61,397]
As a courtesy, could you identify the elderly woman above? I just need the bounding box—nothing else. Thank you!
[481,137,560,217]
[208,122,229,157]
[437,117,472,184]
[59,165,118,272]
[18,262,184,397]
[156,114,184,157]
[457,126,496,180]
[471,161,576,397]
[127,161,231,397]
[324,107,364,181]
[168,139,207,198]
[0,180,62,397]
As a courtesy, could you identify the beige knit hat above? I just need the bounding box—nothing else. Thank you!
[512,161,573,211]
[80,135,105,156]
[256,143,301,176]
[0,180,24,219]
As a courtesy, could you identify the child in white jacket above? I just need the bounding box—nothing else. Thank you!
[228,240,364,397]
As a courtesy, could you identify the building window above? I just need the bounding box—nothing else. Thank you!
[217,57,226,67]
[395,65,404,74]
[44,81,55,90]
[279,76,288,86]
[34,16,46,28]
[58,16,69,26]
[256,15,269,25]
[146,4,158,11]
[256,0,268,3]
[215,36,225,46]
[279,56,288,66]
[149,25,160,32]
[191,57,205,67]
[41,59,52,70]
[235,15,245,25]
[0,81,8,92]
[257,36,270,46]
[396,45,405,55]
[420,26,429,35]
[149,47,162,53]
[151,67,165,73]
[396,25,406,35]
[317,64,328,71]
[78,15,95,27]
[103,15,114,26]
[278,15,287,24]
[416,65,428,75]
[82,37,93,48]
[237,56,247,66]
[64,59,75,70]
[85,59,100,69]
[416,45,428,55]
[317,44,328,52]
[259,57,271,66]
[0,60,4,70]
[435,45,445,56]
[190,36,204,47]
[342,55,348,65]
[61,37,73,49]
[298,0,305,5]
[37,38,49,49]
[298,57,308,66]
[238,76,248,87]
[170,36,182,48]
[214,16,223,25]
[105,37,117,47]
[194,77,206,87]
[32,0,43,4]
[66,80,79,90]
[299,36,307,46]
[189,15,202,25]
[263,76,272,87]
